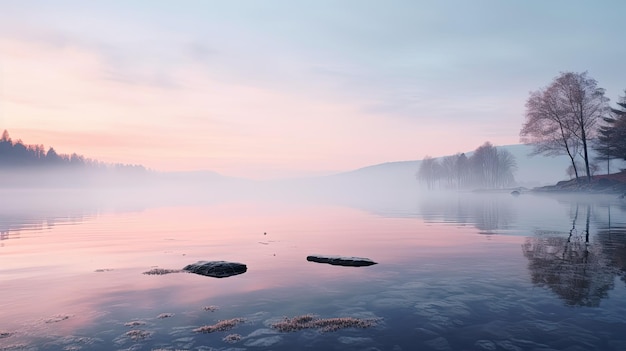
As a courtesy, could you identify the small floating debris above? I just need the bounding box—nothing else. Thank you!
[0,331,13,338]
[223,333,242,343]
[193,318,246,333]
[94,268,114,272]
[124,320,146,327]
[157,313,174,319]
[183,261,247,278]
[306,255,377,267]
[142,268,183,275]
[271,314,380,333]
[203,305,219,312]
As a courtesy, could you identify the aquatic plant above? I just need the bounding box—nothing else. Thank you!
[203,305,219,312]
[157,313,175,319]
[271,314,380,333]
[44,315,70,323]
[124,320,146,327]
[123,329,151,341]
[223,333,242,343]
[0,331,12,338]
[142,268,182,275]
[193,318,245,333]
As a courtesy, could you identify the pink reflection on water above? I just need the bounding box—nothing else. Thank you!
[0,201,524,342]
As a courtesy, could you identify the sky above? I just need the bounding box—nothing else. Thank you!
[0,1,624,179]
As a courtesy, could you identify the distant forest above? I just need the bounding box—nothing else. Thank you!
[0,130,150,188]
[0,130,146,173]
[417,141,517,190]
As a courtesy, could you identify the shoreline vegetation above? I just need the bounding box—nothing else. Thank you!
[472,170,626,195]
[2,129,626,195]
[0,129,150,188]
[531,170,626,195]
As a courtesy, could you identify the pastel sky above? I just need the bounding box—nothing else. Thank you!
[1,1,624,179]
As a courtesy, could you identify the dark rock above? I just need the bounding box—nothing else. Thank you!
[306,255,377,267]
[183,261,247,278]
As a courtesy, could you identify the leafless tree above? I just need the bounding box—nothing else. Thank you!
[495,148,517,188]
[455,153,469,189]
[469,142,517,189]
[417,156,441,190]
[520,72,609,182]
[440,155,458,188]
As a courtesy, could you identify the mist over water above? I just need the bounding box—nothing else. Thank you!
[2,177,626,350]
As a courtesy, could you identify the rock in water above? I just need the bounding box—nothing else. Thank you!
[183,261,247,278]
[306,255,377,267]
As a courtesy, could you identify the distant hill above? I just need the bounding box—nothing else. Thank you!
[328,144,625,189]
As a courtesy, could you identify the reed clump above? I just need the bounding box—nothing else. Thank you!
[142,268,182,275]
[193,318,245,333]
[271,314,380,333]
[123,329,151,341]
[223,333,242,343]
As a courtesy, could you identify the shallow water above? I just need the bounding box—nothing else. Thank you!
[1,190,626,350]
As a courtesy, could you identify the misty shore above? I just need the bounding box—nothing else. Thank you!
[531,172,626,195]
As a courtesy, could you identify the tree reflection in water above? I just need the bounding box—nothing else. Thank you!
[522,202,626,307]
[418,193,515,234]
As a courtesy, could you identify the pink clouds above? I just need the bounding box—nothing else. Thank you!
[0,32,518,178]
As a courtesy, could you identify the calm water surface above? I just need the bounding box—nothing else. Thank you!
[1,190,626,350]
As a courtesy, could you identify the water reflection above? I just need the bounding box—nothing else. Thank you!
[522,202,626,306]
[0,190,101,244]
[417,193,516,234]
[2,189,626,350]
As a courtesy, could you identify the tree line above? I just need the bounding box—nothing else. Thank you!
[417,141,517,190]
[520,71,626,182]
[0,130,147,173]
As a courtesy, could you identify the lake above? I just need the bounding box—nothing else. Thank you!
[1,189,626,350]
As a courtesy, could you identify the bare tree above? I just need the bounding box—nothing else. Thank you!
[440,155,458,189]
[455,153,469,189]
[520,72,609,182]
[470,142,499,188]
[417,156,441,190]
[469,142,517,189]
[496,148,517,188]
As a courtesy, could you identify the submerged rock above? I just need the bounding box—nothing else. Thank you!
[306,255,377,267]
[183,261,247,278]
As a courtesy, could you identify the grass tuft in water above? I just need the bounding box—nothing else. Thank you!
[223,333,242,343]
[271,314,381,333]
[203,305,219,312]
[123,329,152,341]
[193,318,245,333]
[124,320,146,327]
[142,268,183,275]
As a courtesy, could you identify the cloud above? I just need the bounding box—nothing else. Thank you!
[1,1,625,177]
